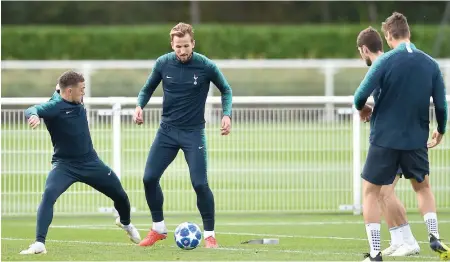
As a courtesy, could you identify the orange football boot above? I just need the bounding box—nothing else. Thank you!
[205,236,218,248]
[138,230,167,247]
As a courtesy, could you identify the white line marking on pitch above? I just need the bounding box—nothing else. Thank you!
[46,225,434,245]
[1,237,437,259]
[55,220,450,227]
[7,220,450,227]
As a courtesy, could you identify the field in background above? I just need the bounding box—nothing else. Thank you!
[2,67,366,97]
[2,107,450,215]
[2,213,450,261]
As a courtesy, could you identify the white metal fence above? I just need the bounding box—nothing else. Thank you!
[2,96,449,216]
[3,59,450,98]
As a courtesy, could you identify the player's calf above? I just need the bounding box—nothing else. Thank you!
[142,174,165,223]
[379,180,418,256]
[35,169,76,245]
[410,176,441,238]
[192,182,218,247]
[362,181,383,259]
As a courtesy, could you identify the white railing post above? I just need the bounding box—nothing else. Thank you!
[112,102,122,179]
[324,64,336,121]
[352,105,362,215]
[81,63,92,113]
[205,83,214,123]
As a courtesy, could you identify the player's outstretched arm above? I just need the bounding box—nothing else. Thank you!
[428,65,448,148]
[208,61,232,135]
[134,58,163,125]
[24,100,58,129]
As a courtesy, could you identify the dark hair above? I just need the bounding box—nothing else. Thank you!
[58,70,85,89]
[357,27,383,53]
[382,12,410,39]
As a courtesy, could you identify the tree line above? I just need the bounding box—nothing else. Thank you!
[1,1,447,25]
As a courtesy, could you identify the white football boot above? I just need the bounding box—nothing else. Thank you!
[19,241,47,255]
[381,244,401,256]
[115,217,141,244]
[390,240,420,256]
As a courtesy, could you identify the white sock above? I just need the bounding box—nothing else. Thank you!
[424,212,439,239]
[365,223,381,258]
[35,241,45,247]
[400,223,416,245]
[152,220,167,234]
[204,230,215,239]
[389,226,403,246]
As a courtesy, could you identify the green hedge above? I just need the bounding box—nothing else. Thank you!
[2,25,449,59]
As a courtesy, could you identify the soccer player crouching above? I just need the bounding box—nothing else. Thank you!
[133,23,232,248]
[354,13,449,261]
[20,71,140,255]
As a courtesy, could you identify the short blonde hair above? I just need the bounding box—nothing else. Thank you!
[170,22,194,41]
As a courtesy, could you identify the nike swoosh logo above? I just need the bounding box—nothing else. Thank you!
[166,76,172,79]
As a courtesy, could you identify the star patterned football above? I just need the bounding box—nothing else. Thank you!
[174,222,202,250]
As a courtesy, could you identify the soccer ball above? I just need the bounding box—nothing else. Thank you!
[174,222,202,250]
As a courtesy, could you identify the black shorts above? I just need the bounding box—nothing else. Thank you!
[361,144,429,185]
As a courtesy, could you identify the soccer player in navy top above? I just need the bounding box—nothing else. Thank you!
[354,13,449,261]
[133,23,232,248]
[356,26,421,258]
[20,71,141,255]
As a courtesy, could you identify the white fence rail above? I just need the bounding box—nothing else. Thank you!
[3,59,450,98]
[1,96,450,216]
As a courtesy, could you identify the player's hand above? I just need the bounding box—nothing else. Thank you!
[133,106,144,125]
[221,115,231,136]
[359,104,373,123]
[28,115,41,129]
[427,129,444,148]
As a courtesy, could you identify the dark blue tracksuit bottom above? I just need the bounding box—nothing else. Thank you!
[143,122,215,231]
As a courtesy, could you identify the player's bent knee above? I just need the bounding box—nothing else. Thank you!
[41,189,61,205]
[142,173,160,186]
[113,189,130,203]
[192,182,211,194]
[411,175,431,192]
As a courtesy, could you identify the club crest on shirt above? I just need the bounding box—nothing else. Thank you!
[193,74,198,85]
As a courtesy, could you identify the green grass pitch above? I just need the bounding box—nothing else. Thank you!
[2,213,450,261]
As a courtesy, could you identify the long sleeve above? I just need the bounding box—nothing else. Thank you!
[50,91,60,101]
[208,62,232,117]
[24,100,59,120]
[137,58,163,108]
[432,65,448,134]
[354,55,387,110]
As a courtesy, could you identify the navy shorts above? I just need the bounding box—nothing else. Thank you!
[361,144,429,185]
